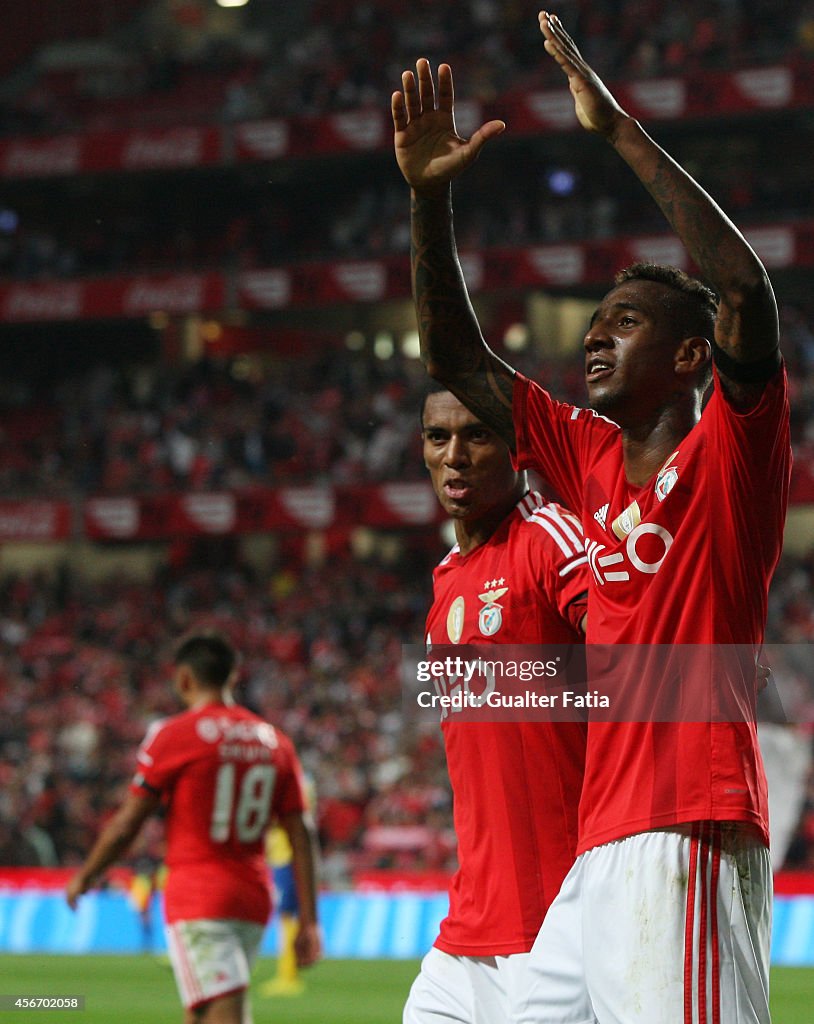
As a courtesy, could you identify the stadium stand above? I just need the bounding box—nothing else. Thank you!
[0,0,813,885]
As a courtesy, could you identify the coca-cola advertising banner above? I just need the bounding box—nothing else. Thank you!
[0,223,811,324]
[0,65,811,179]
[0,126,221,179]
[83,484,446,541]
[1,463,814,545]
[504,65,804,133]
[0,500,72,541]
[0,273,225,323]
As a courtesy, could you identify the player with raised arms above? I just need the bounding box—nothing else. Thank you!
[393,11,790,1024]
[67,631,321,1024]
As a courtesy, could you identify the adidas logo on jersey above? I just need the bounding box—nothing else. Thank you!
[593,503,609,530]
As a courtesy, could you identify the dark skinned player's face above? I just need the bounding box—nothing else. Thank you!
[584,279,693,426]
[422,392,520,523]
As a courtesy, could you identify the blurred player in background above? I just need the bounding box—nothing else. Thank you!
[259,771,318,998]
[393,10,790,1023]
[260,823,305,996]
[404,384,587,1023]
[67,631,321,1024]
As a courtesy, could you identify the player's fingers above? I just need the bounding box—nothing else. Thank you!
[467,119,506,157]
[391,91,407,131]
[541,30,579,78]
[437,63,454,113]
[416,57,436,112]
[546,13,586,67]
[296,941,319,967]
[402,69,420,120]
[538,10,554,38]
[539,13,570,65]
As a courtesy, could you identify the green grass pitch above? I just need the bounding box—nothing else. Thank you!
[0,956,810,1023]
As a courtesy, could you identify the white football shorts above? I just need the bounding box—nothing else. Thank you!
[166,917,265,1011]
[516,824,771,1024]
[404,945,532,1024]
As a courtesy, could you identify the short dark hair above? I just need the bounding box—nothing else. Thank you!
[174,631,237,688]
[419,379,453,429]
[614,263,716,390]
[614,263,717,340]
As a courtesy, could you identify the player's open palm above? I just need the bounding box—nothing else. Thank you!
[538,11,627,140]
[392,59,505,196]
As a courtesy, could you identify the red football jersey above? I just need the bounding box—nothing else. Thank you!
[130,701,306,924]
[513,366,791,853]
[426,492,588,955]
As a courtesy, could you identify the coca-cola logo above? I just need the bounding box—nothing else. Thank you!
[2,138,82,178]
[87,498,140,537]
[236,120,289,159]
[122,130,204,168]
[0,502,59,540]
[3,284,83,322]
[279,487,335,528]
[182,493,236,533]
[381,484,438,525]
[628,80,686,119]
[124,277,205,315]
[334,262,386,302]
[526,92,577,129]
[331,111,385,149]
[629,237,688,268]
[734,68,792,108]
[744,227,794,269]
[239,270,291,308]
[528,246,584,285]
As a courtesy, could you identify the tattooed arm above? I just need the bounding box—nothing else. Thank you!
[539,11,779,406]
[393,59,517,447]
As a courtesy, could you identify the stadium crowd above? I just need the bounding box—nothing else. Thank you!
[0,116,810,282]
[0,331,813,878]
[1,0,812,136]
[1,0,813,892]
[2,302,814,499]
[0,546,456,882]
[1,536,814,879]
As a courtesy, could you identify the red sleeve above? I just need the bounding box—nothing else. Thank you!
[513,373,618,514]
[129,717,185,798]
[708,365,790,489]
[707,364,791,570]
[272,734,307,818]
[530,501,589,635]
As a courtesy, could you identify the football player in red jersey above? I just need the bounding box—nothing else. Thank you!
[393,11,789,1024]
[67,632,321,1024]
[403,384,588,1024]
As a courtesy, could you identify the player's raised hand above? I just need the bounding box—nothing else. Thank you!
[539,11,629,141]
[392,59,505,196]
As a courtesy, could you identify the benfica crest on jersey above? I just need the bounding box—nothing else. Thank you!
[655,466,679,501]
[655,450,680,502]
[478,583,508,637]
[447,596,465,643]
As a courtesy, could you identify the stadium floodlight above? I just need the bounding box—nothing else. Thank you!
[400,331,421,359]
[373,332,394,360]
[503,322,529,351]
